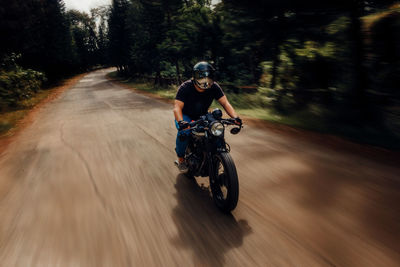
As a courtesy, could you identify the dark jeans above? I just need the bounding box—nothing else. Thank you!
[175,114,192,158]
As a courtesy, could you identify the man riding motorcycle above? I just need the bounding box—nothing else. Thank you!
[173,61,242,172]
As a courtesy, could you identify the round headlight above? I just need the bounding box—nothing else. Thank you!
[210,122,224,136]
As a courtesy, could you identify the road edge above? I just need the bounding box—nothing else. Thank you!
[0,72,87,158]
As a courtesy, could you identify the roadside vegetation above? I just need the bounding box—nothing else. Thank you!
[0,54,84,136]
[109,69,400,149]
[0,89,53,135]
[106,1,400,149]
[0,0,109,135]
[2,0,400,149]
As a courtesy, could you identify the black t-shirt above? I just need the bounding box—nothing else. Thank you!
[175,80,225,120]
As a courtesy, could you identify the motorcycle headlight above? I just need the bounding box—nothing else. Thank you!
[210,122,224,136]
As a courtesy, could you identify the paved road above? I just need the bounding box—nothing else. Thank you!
[0,69,399,266]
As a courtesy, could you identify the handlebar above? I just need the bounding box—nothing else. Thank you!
[188,118,240,127]
[182,117,242,133]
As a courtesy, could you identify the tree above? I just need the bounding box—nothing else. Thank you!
[159,1,216,82]
[92,6,110,66]
[68,10,99,70]
[108,0,131,73]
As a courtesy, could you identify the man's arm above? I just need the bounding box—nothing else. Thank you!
[217,96,238,118]
[173,100,185,122]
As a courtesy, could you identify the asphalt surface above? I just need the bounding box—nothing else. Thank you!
[0,69,399,266]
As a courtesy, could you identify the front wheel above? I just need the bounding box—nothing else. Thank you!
[209,153,239,213]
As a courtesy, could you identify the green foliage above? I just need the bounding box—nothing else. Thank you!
[67,9,101,70]
[0,53,21,72]
[108,0,220,80]
[105,1,400,146]
[0,67,46,109]
[159,61,177,77]
[0,0,110,81]
[108,0,132,73]
[364,9,400,134]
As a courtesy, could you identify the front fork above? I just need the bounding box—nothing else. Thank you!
[208,153,217,186]
[207,135,229,172]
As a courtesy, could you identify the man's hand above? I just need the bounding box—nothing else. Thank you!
[234,117,242,126]
[178,120,190,131]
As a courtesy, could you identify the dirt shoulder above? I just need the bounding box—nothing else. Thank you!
[245,117,400,165]
[105,74,175,105]
[0,73,87,157]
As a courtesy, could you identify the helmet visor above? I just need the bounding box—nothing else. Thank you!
[194,69,214,89]
[196,77,214,89]
[194,69,214,79]
[198,71,213,78]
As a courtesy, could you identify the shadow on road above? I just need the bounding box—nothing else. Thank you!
[170,174,252,265]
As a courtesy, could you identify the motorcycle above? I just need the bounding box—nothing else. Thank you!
[181,108,243,213]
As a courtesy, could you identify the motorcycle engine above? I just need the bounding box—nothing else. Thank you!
[186,152,202,174]
[185,142,205,176]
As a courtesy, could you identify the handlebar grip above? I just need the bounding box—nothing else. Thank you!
[189,121,197,128]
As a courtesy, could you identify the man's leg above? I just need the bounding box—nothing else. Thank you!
[174,114,192,171]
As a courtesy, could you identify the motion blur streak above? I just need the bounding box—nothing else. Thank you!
[0,69,399,266]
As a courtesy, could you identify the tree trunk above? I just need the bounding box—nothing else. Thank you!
[154,70,161,86]
[270,14,283,89]
[349,0,369,120]
[270,41,280,89]
[175,60,181,84]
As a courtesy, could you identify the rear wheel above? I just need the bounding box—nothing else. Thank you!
[209,152,239,213]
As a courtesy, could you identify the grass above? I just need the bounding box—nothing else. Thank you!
[108,71,178,100]
[108,71,329,129]
[108,71,400,150]
[0,89,56,136]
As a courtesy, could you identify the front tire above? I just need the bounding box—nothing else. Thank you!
[184,170,195,180]
[210,152,239,213]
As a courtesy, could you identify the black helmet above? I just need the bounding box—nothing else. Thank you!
[193,61,215,90]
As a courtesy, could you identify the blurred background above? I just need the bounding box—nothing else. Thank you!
[1,0,399,148]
